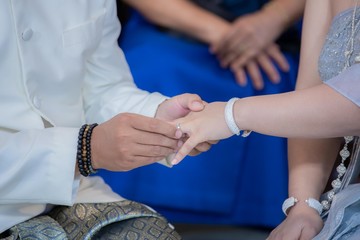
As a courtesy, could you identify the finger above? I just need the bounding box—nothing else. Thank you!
[220,52,238,68]
[210,40,223,54]
[180,137,214,156]
[230,48,257,71]
[208,140,219,144]
[267,44,290,72]
[217,28,246,58]
[193,141,212,153]
[131,114,177,138]
[218,38,247,66]
[188,148,201,156]
[231,65,247,86]
[224,33,246,57]
[172,136,200,165]
[134,130,179,149]
[120,155,168,171]
[257,53,280,84]
[176,93,205,112]
[134,144,176,158]
[246,60,264,90]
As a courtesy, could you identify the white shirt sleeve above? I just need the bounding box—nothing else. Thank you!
[83,0,167,124]
[0,127,80,206]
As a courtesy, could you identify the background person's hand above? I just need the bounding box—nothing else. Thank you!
[210,8,291,89]
[90,113,180,171]
[211,10,284,68]
[230,43,290,90]
[267,204,323,240]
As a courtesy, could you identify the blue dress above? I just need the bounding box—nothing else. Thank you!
[99,1,300,227]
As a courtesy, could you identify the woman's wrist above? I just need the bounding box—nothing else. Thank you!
[282,196,323,216]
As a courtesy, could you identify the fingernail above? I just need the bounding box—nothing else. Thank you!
[272,75,280,83]
[192,101,204,109]
[172,159,179,165]
[177,140,183,148]
[175,130,183,139]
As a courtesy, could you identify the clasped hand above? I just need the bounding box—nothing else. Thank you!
[90,93,213,171]
[172,101,233,165]
[211,11,290,90]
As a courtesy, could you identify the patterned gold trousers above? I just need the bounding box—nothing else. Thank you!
[0,200,181,240]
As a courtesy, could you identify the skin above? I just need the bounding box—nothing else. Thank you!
[211,0,305,89]
[268,1,356,239]
[122,0,305,89]
[89,93,210,172]
[170,1,360,239]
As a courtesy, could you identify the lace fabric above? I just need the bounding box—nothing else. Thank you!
[321,137,360,217]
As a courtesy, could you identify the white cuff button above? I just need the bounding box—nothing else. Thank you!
[22,28,33,41]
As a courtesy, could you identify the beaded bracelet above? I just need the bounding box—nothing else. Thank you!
[282,197,323,216]
[77,123,98,177]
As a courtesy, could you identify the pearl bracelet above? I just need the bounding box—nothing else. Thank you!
[282,197,323,216]
[224,97,251,137]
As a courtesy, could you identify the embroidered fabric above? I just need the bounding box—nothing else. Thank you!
[1,200,180,240]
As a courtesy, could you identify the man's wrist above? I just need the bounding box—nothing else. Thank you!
[89,126,101,170]
[77,123,99,177]
[154,98,170,119]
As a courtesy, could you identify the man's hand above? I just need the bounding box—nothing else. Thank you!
[90,113,180,171]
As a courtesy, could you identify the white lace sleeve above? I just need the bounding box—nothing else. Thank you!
[325,64,360,107]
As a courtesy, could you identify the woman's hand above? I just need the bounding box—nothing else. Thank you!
[156,93,214,157]
[267,204,323,240]
[172,101,232,164]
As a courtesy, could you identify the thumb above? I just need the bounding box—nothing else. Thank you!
[177,93,205,112]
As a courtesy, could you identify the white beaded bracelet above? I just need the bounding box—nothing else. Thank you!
[282,196,298,216]
[282,197,323,216]
[305,198,324,215]
[224,97,251,137]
